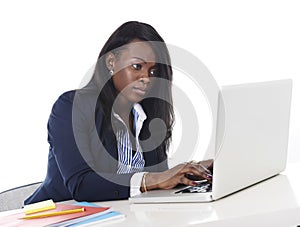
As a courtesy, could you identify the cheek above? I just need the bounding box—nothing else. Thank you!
[112,74,124,92]
[112,69,136,92]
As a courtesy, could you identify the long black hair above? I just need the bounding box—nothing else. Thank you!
[85,21,174,154]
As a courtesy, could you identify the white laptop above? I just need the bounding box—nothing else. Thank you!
[129,79,293,203]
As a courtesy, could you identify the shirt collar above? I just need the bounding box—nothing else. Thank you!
[112,103,147,124]
[132,103,147,122]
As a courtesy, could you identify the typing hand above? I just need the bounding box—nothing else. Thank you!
[185,159,213,182]
[144,160,213,191]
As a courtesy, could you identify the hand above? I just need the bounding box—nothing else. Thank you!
[198,159,213,173]
[185,159,213,182]
[143,160,213,191]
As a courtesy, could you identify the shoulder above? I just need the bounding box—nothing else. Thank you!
[50,90,75,116]
[52,89,102,112]
[54,89,97,104]
[51,88,106,125]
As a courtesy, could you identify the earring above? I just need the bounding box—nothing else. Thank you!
[109,69,114,76]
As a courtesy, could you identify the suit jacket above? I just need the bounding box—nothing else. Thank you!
[24,89,168,204]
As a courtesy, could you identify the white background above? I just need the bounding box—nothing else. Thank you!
[0,0,299,192]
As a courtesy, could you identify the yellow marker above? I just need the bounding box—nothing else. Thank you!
[24,199,56,215]
[22,208,85,219]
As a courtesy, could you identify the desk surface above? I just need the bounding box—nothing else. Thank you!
[1,163,300,226]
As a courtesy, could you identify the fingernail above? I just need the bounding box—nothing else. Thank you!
[192,181,197,186]
[206,174,212,179]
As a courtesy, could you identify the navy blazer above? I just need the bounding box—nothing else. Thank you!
[25,89,168,204]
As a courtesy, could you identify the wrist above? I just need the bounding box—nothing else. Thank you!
[140,172,159,192]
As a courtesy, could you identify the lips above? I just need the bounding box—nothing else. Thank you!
[133,86,148,96]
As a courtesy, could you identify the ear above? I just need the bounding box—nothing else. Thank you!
[105,52,116,70]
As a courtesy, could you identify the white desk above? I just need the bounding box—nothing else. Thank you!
[1,163,300,226]
[89,162,300,226]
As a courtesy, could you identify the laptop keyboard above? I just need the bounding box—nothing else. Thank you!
[175,181,212,194]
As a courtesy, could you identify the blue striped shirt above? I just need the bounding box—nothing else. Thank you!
[113,103,147,174]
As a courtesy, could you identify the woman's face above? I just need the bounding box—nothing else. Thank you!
[108,40,157,105]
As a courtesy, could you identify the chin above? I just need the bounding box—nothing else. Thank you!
[129,95,144,103]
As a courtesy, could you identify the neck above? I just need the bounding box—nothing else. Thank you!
[114,95,133,113]
[114,95,134,128]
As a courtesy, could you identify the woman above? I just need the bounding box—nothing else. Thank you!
[25,21,212,204]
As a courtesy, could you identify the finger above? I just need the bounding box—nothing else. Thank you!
[198,163,212,175]
[184,164,213,181]
[179,176,198,187]
[185,173,202,181]
[193,164,213,181]
[197,160,214,173]
[206,159,214,170]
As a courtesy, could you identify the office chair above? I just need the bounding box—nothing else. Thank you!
[0,182,42,212]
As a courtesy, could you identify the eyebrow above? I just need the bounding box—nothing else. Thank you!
[132,57,147,64]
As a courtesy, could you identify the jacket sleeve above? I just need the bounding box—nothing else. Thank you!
[47,91,133,202]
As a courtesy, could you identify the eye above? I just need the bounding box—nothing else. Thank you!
[149,68,158,77]
[132,63,142,70]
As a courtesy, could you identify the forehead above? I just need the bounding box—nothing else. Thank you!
[119,41,156,62]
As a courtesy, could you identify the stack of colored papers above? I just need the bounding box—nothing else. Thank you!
[0,201,125,226]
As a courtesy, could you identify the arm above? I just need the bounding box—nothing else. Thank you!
[48,91,133,201]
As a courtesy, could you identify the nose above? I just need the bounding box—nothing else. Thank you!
[138,69,150,85]
[139,77,150,85]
